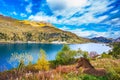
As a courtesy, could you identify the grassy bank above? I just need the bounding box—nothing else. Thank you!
[0,58,120,80]
[0,43,120,80]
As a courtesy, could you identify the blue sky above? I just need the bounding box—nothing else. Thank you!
[0,0,120,39]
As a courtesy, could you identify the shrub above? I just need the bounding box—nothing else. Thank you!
[89,51,99,58]
[9,53,33,68]
[56,44,77,65]
[64,73,108,80]
[83,51,89,59]
[101,52,112,58]
[109,42,120,58]
[49,60,59,68]
[8,53,33,75]
[105,64,120,80]
[76,48,89,59]
[35,49,50,71]
[17,59,25,73]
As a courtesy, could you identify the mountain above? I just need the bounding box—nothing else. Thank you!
[113,37,120,42]
[91,36,113,43]
[0,15,90,43]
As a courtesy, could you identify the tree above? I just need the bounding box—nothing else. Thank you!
[89,51,99,58]
[35,49,50,71]
[56,44,76,65]
[83,51,89,59]
[101,52,112,58]
[76,48,89,59]
[13,33,20,41]
[0,33,7,41]
[24,32,32,41]
[9,53,33,74]
[109,42,120,58]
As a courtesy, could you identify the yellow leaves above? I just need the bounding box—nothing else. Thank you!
[35,49,50,71]
[20,20,47,27]
[38,23,46,27]
[35,58,49,71]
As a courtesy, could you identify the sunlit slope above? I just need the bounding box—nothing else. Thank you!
[0,15,90,43]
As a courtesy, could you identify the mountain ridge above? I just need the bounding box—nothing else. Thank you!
[113,37,120,42]
[91,36,113,43]
[0,15,90,43]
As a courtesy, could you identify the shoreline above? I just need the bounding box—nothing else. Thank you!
[0,41,90,44]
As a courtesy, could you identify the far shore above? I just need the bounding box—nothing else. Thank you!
[0,41,70,44]
[0,41,110,46]
[0,41,90,44]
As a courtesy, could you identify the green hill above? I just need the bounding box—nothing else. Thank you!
[0,15,90,43]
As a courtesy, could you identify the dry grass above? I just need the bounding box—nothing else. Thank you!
[91,58,120,69]
[0,15,90,43]
[1,58,120,80]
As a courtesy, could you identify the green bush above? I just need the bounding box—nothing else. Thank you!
[101,52,112,58]
[76,48,89,59]
[49,60,59,68]
[64,73,108,80]
[109,42,120,58]
[56,44,77,65]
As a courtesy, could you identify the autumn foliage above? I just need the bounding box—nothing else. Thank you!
[35,49,50,71]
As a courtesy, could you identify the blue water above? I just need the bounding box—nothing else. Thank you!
[0,43,111,72]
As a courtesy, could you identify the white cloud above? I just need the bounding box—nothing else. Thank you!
[26,3,32,13]
[106,31,120,39]
[47,0,87,9]
[29,12,58,23]
[105,18,120,27]
[63,28,120,39]
[25,0,29,2]
[58,26,108,38]
[13,11,17,15]
[20,13,27,17]
[59,26,70,30]
[29,0,113,25]
[66,0,87,8]
[111,10,119,14]
[28,0,119,38]
[68,29,107,38]
[46,0,89,18]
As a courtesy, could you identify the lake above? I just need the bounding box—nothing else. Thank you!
[0,43,111,72]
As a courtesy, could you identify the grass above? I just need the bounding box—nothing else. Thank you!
[0,58,120,80]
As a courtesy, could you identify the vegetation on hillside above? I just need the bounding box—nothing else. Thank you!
[0,15,90,43]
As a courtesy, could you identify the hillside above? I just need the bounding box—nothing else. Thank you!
[113,37,120,42]
[91,36,113,43]
[0,15,90,43]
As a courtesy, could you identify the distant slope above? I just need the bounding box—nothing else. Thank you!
[0,15,90,43]
[91,36,113,43]
[113,37,120,42]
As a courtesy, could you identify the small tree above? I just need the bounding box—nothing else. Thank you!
[17,59,25,74]
[83,51,89,59]
[8,53,33,74]
[76,48,89,59]
[101,52,112,58]
[89,51,99,58]
[35,49,49,71]
[109,42,120,58]
[56,44,76,65]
